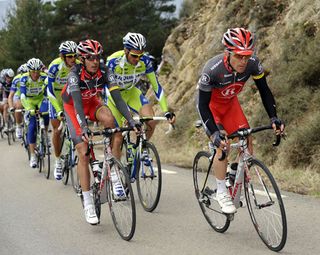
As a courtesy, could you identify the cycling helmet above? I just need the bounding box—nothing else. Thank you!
[26,58,43,71]
[59,40,77,54]
[6,68,15,78]
[123,32,146,50]
[222,28,255,55]
[77,39,103,57]
[17,63,28,74]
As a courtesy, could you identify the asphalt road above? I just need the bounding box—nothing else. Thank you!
[0,138,319,255]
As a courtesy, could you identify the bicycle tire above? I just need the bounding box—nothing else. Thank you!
[22,128,30,161]
[6,121,12,146]
[244,158,287,251]
[136,141,162,212]
[193,151,230,233]
[10,114,16,143]
[70,150,80,194]
[61,134,70,185]
[0,113,4,138]
[107,158,136,241]
[44,132,51,179]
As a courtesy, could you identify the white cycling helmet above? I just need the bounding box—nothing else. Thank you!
[59,40,77,54]
[17,63,28,74]
[123,32,146,50]
[6,68,15,78]
[26,58,43,71]
[0,68,8,78]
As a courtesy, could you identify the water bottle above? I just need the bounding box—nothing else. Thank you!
[127,142,134,164]
[227,162,238,186]
[40,117,45,129]
[91,160,102,183]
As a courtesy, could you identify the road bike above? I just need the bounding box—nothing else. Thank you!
[58,119,78,189]
[193,124,287,251]
[28,110,51,179]
[4,109,16,145]
[0,111,4,139]
[79,127,136,241]
[121,116,172,212]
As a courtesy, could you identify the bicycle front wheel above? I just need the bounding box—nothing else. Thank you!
[136,141,162,212]
[193,151,230,233]
[244,158,287,251]
[107,158,136,241]
[44,131,51,179]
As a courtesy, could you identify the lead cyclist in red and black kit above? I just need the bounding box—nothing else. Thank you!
[62,39,139,225]
[197,28,285,214]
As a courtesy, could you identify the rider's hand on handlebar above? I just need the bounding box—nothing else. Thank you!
[164,111,176,124]
[9,107,15,113]
[81,126,92,143]
[270,117,285,135]
[211,131,228,151]
[128,119,142,133]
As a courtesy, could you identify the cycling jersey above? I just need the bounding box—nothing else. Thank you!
[197,53,277,136]
[1,79,12,100]
[47,57,81,115]
[107,50,169,112]
[20,72,47,111]
[62,63,133,145]
[10,73,22,93]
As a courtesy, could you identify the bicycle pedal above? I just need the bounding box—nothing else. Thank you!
[226,213,235,221]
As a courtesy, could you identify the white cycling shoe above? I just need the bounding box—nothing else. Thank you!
[30,155,37,168]
[216,192,237,214]
[16,126,23,139]
[84,204,99,225]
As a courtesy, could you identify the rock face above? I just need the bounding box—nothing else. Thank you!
[153,0,320,176]
[160,0,319,110]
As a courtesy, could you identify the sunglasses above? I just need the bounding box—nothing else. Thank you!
[30,70,40,74]
[65,54,77,59]
[85,55,100,61]
[231,53,252,61]
[129,52,144,59]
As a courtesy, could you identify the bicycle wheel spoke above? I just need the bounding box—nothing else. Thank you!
[137,142,161,212]
[193,151,230,233]
[108,159,136,241]
[245,159,287,251]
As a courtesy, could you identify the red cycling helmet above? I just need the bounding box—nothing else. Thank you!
[77,39,103,57]
[222,28,255,55]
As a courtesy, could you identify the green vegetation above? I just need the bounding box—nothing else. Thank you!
[0,0,177,69]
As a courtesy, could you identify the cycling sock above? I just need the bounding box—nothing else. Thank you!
[216,178,227,194]
[83,191,92,207]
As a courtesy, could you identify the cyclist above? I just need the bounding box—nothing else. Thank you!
[8,64,28,138]
[20,58,49,168]
[62,39,139,225]
[1,68,15,133]
[196,28,285,214]
[47,40,80,181]
[106,32,175,159]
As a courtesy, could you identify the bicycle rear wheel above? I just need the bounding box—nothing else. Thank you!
[44,131,51,179]
[193,151,230,233]
[244,158,287,251]
[136,141,162,212]
[107,158,136,241]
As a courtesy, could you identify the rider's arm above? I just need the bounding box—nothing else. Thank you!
[67,72,87,131]
[47,64,63,113]
[8,91,14,109]
[253,75,277,118]
[146,71,169,112]
[20,76,32,111]
[197,88,219,137]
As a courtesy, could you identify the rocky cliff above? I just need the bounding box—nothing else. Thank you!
[153,0,320,195]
